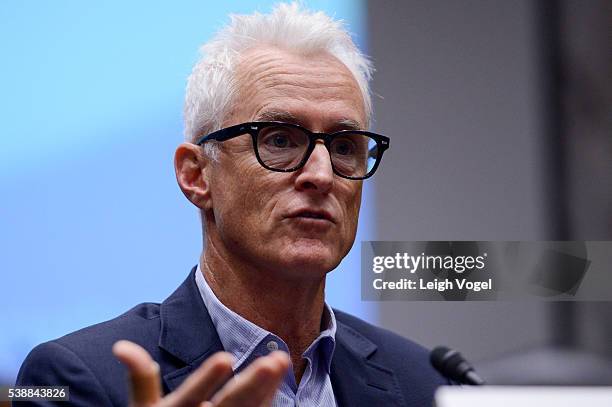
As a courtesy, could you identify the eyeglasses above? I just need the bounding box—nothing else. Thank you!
[195,122,390,180]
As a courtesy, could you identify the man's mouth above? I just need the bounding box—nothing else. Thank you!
[287,209,335,223]
[300,212,325,219]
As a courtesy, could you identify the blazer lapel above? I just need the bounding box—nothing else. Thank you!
[156,268,406,404]
[158,267,225,392]
[331,321,407,407]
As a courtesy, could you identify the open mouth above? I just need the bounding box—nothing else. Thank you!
[299,212,326,219]
[288,209,335,223]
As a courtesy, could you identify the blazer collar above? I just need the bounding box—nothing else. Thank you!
[331,320,407,407]
[158,266,224,392]
[157,268,405,405]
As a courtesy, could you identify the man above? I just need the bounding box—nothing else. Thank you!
[17,3,449,406]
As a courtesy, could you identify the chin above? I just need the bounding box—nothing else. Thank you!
[280,240,341,276]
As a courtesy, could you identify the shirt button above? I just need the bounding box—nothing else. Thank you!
[266,340,279,352]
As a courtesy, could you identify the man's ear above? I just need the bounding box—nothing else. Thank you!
[174,142,213,210]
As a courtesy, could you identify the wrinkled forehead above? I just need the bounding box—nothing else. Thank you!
[228,46,367,131]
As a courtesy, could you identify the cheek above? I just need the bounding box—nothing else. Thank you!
[339,184,363,242]
[211,157,281,232]
[345,182,362,216]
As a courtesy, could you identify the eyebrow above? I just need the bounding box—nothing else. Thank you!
[335,118,363,131]
[254,110,364,131]
[255,110,300,123]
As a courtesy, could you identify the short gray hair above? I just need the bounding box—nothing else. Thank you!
[183,2,373,159]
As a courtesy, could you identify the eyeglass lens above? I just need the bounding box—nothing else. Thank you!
[256,124,378,178]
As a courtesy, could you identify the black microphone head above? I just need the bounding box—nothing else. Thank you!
[430,346,485,385]
[430,346,453,370]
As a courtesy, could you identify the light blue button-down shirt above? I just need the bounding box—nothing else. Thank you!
[195,266,337,406]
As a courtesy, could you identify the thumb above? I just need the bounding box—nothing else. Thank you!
[113,340,162,407]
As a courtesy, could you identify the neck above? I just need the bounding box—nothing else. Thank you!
[200,236,327,382]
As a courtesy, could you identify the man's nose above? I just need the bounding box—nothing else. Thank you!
[294,142,334,193]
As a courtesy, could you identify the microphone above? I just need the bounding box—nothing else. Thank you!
[430,346,486,385]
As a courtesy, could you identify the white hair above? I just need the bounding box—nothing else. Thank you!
[183,2,374,158]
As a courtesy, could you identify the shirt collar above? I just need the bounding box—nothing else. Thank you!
[194,264,336,373]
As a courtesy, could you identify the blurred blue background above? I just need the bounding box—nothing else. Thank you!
[0,0,372,384]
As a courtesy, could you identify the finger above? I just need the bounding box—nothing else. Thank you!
[257,352,291,407]
[160,352,234,407]
[113,340,162,407]
[211,351,290,407]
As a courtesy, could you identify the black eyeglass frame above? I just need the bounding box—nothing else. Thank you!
[195,121,390,180]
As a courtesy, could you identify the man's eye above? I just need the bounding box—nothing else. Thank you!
[273,135,289,147]
[333,140,355,156]
[264,133,294,148]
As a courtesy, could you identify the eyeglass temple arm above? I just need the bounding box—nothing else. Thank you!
[196,124,252,145]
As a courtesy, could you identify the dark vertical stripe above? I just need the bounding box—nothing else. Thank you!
[537,0,576,348]
[537,0,570,240]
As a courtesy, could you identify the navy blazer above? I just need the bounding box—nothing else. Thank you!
[16,268,449,406]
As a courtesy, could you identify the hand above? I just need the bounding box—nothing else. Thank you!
[112,340,290,407]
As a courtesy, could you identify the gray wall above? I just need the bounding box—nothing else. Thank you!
[367,0,550,362]
[562,0,612,357]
